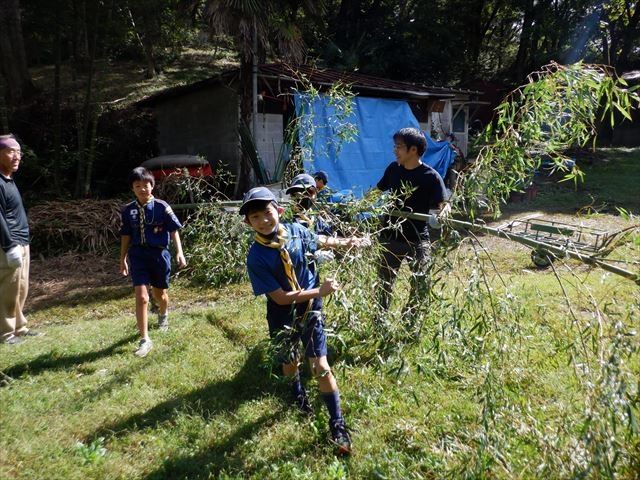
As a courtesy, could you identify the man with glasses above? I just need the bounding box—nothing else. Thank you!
[376,128,449,320]
[0,134,40,344]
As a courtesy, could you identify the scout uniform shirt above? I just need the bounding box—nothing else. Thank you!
[120,197,182,248]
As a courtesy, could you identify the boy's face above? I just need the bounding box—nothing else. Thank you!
[246,202,281,236]
[132,180,153,204]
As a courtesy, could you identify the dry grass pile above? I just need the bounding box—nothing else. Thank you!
[29,199,122,255]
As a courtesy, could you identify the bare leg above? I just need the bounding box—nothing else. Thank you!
[134,285,150,340]
[309,356,338,393]
[151,287,168,315]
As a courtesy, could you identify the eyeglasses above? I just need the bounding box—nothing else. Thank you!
[393,143,407,150]
[4,149,22,157]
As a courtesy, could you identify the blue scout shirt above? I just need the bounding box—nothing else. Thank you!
[120,197,182,248]
[293,214,333,236]
[246,222,318,321]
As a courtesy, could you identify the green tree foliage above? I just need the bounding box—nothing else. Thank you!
[459,62,640,218]
[3,0,639,199]
[600,0,640,70]
[0,0,37,104]
[311,0,640,85]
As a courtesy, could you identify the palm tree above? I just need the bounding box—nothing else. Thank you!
[182,0,325,195]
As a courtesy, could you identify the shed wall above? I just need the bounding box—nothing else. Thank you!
[155,86,240,174]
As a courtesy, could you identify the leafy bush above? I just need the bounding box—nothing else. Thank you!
[177,170,252,287]
[182,203,251,287]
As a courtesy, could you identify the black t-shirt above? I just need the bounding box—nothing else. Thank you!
[0,174,29,251]
[377,161,445,241]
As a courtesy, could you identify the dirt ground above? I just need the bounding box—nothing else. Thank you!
[28,252,128,313]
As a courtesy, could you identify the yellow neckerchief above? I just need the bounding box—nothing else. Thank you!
[255,224,315,329]
[254,224,301,291]
[136,196,154,245]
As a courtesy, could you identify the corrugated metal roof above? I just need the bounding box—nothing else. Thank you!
[137,62,481,106]
[259,63,481,98]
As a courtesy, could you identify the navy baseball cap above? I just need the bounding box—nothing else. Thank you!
[239,186,277,215]
[285,173,316,195]
[313,171,328,184]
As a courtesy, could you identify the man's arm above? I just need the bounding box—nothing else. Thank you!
[0,190,16,252]
[317,235,370,249]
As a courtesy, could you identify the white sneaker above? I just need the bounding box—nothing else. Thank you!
[134,338,153,357]
[157,315,169,332]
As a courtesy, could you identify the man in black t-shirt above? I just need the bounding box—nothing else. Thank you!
[0,134,40,345]
[376,128,449,318]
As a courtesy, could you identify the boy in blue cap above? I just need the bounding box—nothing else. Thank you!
[285,173,332,236]
[119,167,187,357]
[241,186,367,455]
[313,170,330,202]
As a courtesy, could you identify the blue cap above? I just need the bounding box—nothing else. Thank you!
[285,173,316,195]
[313,171,328,184]
[239,186,277,215]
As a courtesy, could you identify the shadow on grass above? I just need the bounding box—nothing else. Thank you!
[28,285,131,313]
[2,333,138,380]
[145,414,327,480]
[93,345,305,478]
[93,346,278,441]
[145,412,285,479]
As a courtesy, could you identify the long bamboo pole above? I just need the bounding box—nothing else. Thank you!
[170,201,639,284]
[392,211,640,285]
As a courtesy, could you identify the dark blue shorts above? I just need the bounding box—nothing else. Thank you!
[128,246,171,289]
[267,298,328,363]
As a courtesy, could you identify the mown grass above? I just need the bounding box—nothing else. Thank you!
[1,151,639,479]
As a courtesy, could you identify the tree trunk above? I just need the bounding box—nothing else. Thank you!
[0,76,9,133]
[82,105,100,197]
[615,1,640,71]
[462,0,504,82]
[74,5,100,198]
[512,0,535,81]
[0,0,37,104]
[126,4,157,78]
[336,0,362,46]
[53,15,63,193]
[72,0,91,74]
[235,55,254,197]
[141,35,158,78]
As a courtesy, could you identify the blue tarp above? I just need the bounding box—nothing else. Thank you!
[294,94,456,197]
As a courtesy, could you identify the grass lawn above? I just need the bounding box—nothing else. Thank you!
[1,150,639,479]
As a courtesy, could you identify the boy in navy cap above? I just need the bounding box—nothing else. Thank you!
[119,167,187,357]
[313,170,330,202]
[241,186,367,455]
[313,170,328,192]
[285,173,332,236]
